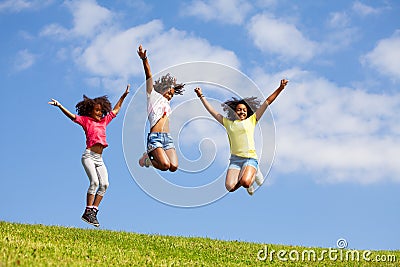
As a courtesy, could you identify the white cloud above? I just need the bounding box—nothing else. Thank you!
[320,2,387,54]
[40,0,112,39]
[327,12,350,29]
[361,30,400,81]
[146,28,240,71]
[183,0,252,25]
[352,1,381,16]
[247,13,317,62]
[40,23,70,39]
[14,49,36,71]
[40,1,240,93]
[252,67,400,184]
[254,0,277,8]
[0,0,52,13]
[322,11,359,53]
[74,19,240,83]
[18,30,35,40]
[65,0,113,38]
[74,21,158,77]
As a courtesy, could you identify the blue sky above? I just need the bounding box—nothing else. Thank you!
[1,0,399,251]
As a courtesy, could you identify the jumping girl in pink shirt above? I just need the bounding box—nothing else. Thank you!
[49,85,129,227]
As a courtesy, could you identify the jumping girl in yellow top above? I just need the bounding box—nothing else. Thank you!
[194,79,288,195]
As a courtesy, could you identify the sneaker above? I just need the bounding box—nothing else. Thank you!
[255,168,264,186]
[138,152,151,168]
[91,208,100,227]
[81,208,100,227]
[246,184,255,196]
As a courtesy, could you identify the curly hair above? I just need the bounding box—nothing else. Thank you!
[153,73,185,95]
[222,96,261,121]
[75,95,112,117]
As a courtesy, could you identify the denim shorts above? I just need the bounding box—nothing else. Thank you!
[228,154,258,170]
[147,132,175,153]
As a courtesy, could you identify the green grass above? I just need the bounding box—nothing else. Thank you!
[1,221,399,266]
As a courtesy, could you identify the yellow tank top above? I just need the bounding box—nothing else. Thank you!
[222,113,258,159]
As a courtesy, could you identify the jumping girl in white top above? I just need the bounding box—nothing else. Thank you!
[137,45,185,171]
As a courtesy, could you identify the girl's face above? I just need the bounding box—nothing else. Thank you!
[163,87,175,101]
[235,103,248,120]
[91,104,103,121]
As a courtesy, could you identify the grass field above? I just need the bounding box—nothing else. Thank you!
[1,221,399,266]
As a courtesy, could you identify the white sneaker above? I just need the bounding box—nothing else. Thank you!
[138,152,151,168]
[255,168,264,186]
[246,184,255,196]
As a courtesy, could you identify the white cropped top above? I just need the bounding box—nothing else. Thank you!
[147,89,171,128]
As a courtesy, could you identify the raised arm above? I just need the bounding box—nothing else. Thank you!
[48,99,76,120]
[137,45,153,94]
[112,84,130,115]
[194,87,224,125]
[255,79,288,121]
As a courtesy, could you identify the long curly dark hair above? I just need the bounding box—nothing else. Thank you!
[75,95,112,117]
[154,73,185,95]
[222,96,261,121]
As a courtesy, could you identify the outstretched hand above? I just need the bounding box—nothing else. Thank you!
[48,98,75,120]
[48,98,60,107]
[137,45,147,60]
[194,87,203,97]
[125,84,131,95]
[280,79,289,89]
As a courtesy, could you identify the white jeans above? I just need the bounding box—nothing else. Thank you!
[81,149,109,196]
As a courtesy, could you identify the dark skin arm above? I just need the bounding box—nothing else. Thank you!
[49,84,131,119]
[48,99,76,120]
[137,45,153,95]
[112,84,130,115]
[255,79,288,120]
[194,87,224,125]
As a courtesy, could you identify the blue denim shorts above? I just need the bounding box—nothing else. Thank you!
[147,132,175,153]
[228,154,258,170]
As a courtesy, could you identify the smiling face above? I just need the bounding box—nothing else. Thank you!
[91,103,103,121]
[235,103,248,120]
[162,87,175,101]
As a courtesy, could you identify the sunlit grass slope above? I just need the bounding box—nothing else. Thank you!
[1,221,398,266]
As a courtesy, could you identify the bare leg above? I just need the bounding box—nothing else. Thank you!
[225,169,241,192]
[225,166,257,192]
[92,194,103,207]
[239,165,257,188]
[165,148,178,172]
[86,193,95,206]
[149,148,171,171]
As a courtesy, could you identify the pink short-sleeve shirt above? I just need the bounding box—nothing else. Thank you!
[74,112,116,148]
